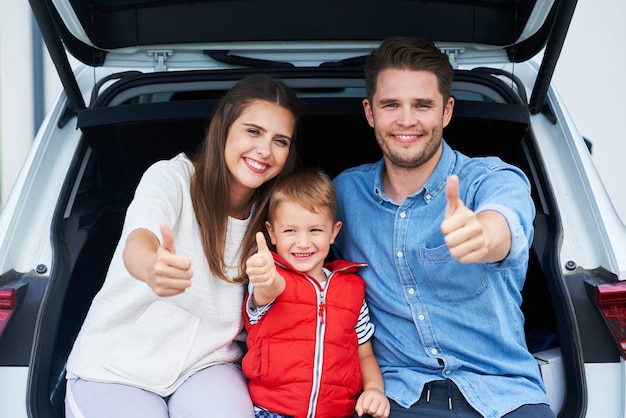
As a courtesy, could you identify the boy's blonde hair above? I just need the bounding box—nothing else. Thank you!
[268,169,338,222]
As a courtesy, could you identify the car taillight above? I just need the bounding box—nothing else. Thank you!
[596,281,626,358]
[0,287,17,336]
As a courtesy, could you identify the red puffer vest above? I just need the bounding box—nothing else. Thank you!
[242,252,366,418]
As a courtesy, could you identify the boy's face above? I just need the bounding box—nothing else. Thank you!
[266,201,342,282]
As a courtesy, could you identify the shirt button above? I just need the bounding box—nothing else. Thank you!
[396,251,403,258]
[400,211,406,218]
[426,194,432,201]
[445,370,451,375]
[408,288,415,295]
[431,348,438,355]
[418,314,425,321]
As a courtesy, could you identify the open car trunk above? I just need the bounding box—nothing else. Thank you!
[8,0,625,417]
[23,66,586,417]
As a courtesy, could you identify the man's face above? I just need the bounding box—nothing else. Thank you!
[363,68,454,171]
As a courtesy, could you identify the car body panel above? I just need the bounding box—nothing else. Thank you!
[0,367,29,418]
[585,362,625,417]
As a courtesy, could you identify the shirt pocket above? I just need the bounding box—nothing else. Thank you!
[420,244,489,303]
[104,299,200,390]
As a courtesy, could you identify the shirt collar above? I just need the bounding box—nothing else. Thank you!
[372,140,457,204]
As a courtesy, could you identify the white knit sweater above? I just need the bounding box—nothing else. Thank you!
[66,153,247,396]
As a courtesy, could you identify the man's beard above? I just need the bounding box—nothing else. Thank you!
[375,126,443,170]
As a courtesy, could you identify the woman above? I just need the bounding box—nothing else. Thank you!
[64,74,300,418]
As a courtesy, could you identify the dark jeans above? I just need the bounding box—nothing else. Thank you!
[357,380,556,418]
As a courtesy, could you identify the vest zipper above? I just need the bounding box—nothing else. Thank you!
[306,276,329,418]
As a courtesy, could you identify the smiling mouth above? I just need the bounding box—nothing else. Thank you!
[244,157,268,171]
[293,252,314,258]
[393,133,422,142]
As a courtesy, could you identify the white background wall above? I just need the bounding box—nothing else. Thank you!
[0,0,64,205]
[1,0,625,220]
[551,0,626,221]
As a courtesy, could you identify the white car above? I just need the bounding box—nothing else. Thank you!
[1,0,625,417]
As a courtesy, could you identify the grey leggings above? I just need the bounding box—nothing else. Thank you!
[65,363,254,418]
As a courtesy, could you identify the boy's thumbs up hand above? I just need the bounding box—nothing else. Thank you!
[255,230,271,254]
[246,232,277,287]
[440,176,488,264]
[246,231,285,305]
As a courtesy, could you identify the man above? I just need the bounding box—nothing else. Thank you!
[333,37,554,418]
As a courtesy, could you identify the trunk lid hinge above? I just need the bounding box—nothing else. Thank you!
[148,50,173,72]
[441,47,464,69]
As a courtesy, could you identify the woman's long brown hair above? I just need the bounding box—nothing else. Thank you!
[189,74,299,283]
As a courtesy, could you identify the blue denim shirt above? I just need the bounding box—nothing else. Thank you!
[333,142,548,418]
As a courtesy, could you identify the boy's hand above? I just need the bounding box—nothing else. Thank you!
[148,224,193,296]
[246,232,285,305]
[246,232,278,288]
[355,388,390,418]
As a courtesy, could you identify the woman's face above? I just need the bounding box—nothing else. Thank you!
[224,99,295,198]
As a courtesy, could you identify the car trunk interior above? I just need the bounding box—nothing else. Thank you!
[32,69,563,417]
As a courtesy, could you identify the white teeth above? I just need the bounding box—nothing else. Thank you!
[294,252,313,257]
[246,158,266,170]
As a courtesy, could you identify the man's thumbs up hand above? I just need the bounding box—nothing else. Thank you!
[444,174,463,220]
[440,176,488,264]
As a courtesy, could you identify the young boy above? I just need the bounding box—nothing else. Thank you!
[242,169,390,418]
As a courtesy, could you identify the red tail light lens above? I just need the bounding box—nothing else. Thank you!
[596,281,626,358]
[0,287,17,309]
[0,287,17,336]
